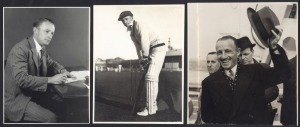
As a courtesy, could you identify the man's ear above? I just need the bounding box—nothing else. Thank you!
[33,27,37,34]
[237,48,241,56]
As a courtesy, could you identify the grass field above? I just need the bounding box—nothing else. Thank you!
[94,71,183,122]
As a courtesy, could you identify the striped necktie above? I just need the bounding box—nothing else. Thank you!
[39,49,44,66]
[228,69,235,80]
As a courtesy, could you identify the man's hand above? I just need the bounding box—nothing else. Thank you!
[140,57,151,69]
[48,73,68,84]
[268,25,283,49]
[62,71,77,79]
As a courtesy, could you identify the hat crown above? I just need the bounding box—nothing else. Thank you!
[247,6,280,48]
[257,7,280,35]
[118,11,133,21]
[236,37,256,51]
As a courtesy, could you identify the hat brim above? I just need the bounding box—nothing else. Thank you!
[247,8,269,48]
[250,43,256,47]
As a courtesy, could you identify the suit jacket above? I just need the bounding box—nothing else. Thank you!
[201,45,290,124]
[5,36,65,122]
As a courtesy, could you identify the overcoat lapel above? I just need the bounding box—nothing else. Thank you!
[229,65,253,120]
[211,70,233,103]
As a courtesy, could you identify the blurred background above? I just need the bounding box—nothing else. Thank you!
[4,8,90,69]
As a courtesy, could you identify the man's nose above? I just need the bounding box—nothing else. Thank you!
[221,52,227,59]
[207,63,212,67]
[242,55,246,60]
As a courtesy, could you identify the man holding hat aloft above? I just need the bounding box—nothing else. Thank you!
[118,11,167,116]
[201,7,291,124]
[236,36,279,124]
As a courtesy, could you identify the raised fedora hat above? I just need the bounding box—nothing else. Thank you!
[247,6,280,48]
[236,36,256,51]
[118,11,133,21]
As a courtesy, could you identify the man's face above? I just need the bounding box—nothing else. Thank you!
[121,16,133,27]
[207,54,220,74]
[216,39,240,70]
[239,47,254,65]
[33,21,55,46]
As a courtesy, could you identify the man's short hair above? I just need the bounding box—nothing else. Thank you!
[207,52,217,55]
[216,35,238,48]
[33,18,54,28]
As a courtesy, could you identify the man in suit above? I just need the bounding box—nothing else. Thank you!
[5,18,75,123]
[118,11,167,116]
[201,27,291,124]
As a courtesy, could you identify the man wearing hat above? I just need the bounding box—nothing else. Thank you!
[118,11,167,116]
[236,37,279,102]
[236,36,279,124]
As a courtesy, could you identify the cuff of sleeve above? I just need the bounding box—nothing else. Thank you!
[269,44,279,53]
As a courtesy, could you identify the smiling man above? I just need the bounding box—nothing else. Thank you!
[5,18,75,123]
[118,11,167,116]
[200,29,291,124]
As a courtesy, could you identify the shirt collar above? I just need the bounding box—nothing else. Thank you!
[224,64,237,75]
[250,58,254,64]
[33,38,42,53]
[231,64,237,74]
[129,20,134,26]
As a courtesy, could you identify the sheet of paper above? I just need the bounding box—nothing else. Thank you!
[65,70,89,83]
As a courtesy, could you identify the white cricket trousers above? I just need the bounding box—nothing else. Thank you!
[145,49,166,114]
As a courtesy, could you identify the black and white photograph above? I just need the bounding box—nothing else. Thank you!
[188,2,298,125]
[93,5,184,123]
[3,7,90,123]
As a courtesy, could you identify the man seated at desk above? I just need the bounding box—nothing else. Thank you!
[5,18,75,123]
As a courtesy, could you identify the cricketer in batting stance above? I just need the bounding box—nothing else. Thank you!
[118,11,167,116]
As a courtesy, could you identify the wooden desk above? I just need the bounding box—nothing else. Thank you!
[51,67,89,123]
[52,80,89,99]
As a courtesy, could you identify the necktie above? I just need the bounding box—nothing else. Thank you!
[228,69,235,80]
[40,49,44,57]
[39,49,44,66]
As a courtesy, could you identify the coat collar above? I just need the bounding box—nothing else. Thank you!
[28,36,46,76]
[28,36,39,70]
[209,69,234,103]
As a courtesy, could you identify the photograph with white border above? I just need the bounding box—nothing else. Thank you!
[93,5,184,124]
[3,7,90,124]
[188,2,298,126]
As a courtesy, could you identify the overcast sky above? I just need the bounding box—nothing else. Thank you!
[94,5,184,60]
